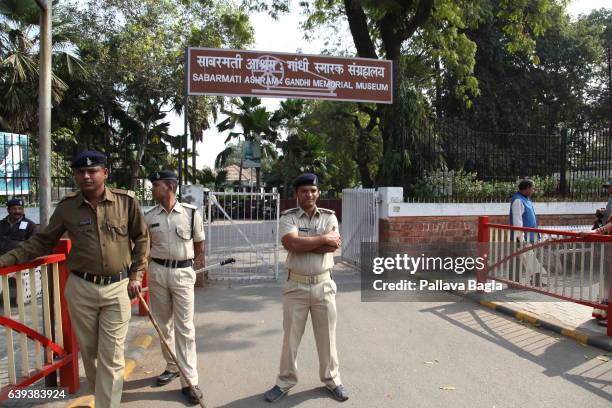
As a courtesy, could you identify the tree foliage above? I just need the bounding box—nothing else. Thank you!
[0,0,253,192]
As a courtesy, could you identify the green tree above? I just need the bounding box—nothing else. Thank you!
[581,8,612,133]
[61,0,253,187]
[0,0,85,133]
[215,97,279,188]
[265,130,328,197]
[299,100,366,192]
[443,4,606,133]
[247,0,559,188]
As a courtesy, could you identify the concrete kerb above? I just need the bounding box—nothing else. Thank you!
[418,270,612,352]
[465,292,612,352]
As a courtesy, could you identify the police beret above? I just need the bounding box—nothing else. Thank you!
[149,170,178,182]
[71,150,107,168]
[6,198,24,207]
[293,173,319,189]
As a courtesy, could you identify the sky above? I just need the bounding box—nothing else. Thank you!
[171,0,611,170]
[168,7,332,170]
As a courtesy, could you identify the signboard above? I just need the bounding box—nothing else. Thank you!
[242,140,261,168]
[187,48,393,104]
[0,132,29,195]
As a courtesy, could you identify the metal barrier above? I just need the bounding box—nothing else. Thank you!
[0,239,79,400]
[206,191,280,281]
[341,189,379,266]
[478,216,612,337]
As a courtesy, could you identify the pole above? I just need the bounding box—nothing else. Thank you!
[179,49,187,188]
[38,0,51,229]
[192,258,235,275]
[184,97,189,187]
[179,47,189,187]
[607,46,611,138]
[36,0,56,388]
[477,216,490,287]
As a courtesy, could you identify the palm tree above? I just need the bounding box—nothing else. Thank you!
[275,130,328,197]
[0,0,85,133]
[215,97,278,188]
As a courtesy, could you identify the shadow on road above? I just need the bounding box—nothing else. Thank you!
[420,300,612,401]
[122,377,192,405]
[214,387,331,408]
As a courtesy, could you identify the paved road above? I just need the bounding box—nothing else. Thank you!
[111,262,611,408]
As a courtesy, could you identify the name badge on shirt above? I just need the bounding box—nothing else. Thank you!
[150,223,160,228]
[298,227,309,232]
[19,221,28,230]
[79,219,92,226]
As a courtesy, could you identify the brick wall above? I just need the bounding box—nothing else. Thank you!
[379,214,595,244]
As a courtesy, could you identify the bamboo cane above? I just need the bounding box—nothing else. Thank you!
[137,293,207,408]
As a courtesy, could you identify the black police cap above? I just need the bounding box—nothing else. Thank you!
[149,170,178,182]
[293,173,319,189]
[71,150,107,168]
[6,198,24,207]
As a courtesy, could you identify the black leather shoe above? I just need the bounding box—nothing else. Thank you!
[328,384,349,402]
[182,386,203,405]
[264,385,288,402]
[156,370,179,386]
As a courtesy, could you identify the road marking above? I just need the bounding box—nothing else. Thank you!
[480,300,498,309]
[133,334,153,349]
[67,395,94,408]
[63,331,155,407]
[516,311,539,324]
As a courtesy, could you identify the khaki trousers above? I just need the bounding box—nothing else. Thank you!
[276,278,341,390]
[149,262,198,387]
[65,274,131,408]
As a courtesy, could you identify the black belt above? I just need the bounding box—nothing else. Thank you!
[72,270,128,285]
[152,258,193,268]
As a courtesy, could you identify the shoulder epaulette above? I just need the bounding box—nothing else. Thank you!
[58,191,79,203]
[144,205,158,215]
[110,188,136,198]
[181,202,197,210]
[319,208,335,214]
[281,208,299,216]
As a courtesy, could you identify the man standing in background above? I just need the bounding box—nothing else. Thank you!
[509,178,547,286]
[0,197,37,254]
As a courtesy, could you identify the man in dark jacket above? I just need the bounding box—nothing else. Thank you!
[0,198,37,254]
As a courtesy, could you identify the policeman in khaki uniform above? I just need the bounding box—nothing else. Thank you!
[0,151,149,408]
[265,173,349,403]
[144,170,205,405]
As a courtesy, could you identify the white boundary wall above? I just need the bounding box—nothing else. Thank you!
[377,187,602,219]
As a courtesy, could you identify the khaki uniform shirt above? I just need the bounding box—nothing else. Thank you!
[280,206,338,276]
[145,201,204,260]
[0,188,150,281]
